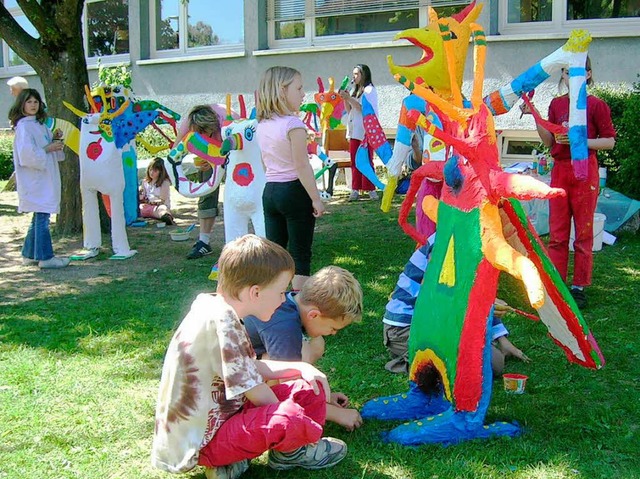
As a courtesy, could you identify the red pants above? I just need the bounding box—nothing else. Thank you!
[548,156,599,287]
[350,139,375,191]
[198,379,326,467]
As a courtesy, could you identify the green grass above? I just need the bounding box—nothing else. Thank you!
[1,196,639,479]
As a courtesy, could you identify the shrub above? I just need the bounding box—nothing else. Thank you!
[592,77,640,200]
[135,124,176,160]
[0,132,14,180]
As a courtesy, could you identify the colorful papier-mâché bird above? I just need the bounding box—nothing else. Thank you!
[361,23,604,446]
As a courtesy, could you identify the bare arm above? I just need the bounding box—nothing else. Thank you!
[256,358,331,398]
[290,128,325,218]
[301,336,325,364]
[587,137,615,151]
[520,102,554,147]
[244,382,279,407]
[339,91,362,114]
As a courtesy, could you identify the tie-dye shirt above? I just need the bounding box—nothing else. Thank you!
[152,294,263,473]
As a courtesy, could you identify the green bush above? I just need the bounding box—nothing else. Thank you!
[135,124,176,160]
[592,77,640,200]
[0,132,14,180]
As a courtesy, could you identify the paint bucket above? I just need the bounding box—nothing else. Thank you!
[569,213,606,252]
[503,373,528,394]
[170,230,190,241]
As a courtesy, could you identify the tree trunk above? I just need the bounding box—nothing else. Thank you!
[35,49,90,236]
[0,0,88,235]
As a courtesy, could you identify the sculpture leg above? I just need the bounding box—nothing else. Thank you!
[361,382,449,421]
[251,208,266,238]
[82,187,103,250]
[384,409,521,446]
[223,207,250,244]
[108,191,137,259]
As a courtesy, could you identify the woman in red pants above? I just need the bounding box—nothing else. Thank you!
[524,57,615,308]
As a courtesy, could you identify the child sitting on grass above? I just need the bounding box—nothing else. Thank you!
[383,236,529,375]
[152,235,348,479]
[139,157,175,225]
[244,265,364,431]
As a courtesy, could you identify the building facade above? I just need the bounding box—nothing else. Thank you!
[2,0,639,155]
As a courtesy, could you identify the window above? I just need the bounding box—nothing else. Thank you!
[1,1,38,73]
[497,129,541,164]
[85,0,130,60]
[499,0,640,35]
[267,0,471,48]
[1,0,128,74]
[150,0,244,58]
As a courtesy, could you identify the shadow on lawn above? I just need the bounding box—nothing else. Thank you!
[0,201,20,217]
[0,199,411,374]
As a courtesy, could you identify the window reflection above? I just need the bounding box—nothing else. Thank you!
[86,0,130,57]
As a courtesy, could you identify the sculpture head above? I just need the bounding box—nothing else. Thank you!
[387,2,482,99]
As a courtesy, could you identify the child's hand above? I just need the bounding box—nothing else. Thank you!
[45,141,64,153]
[333,407,363,432]
[497,336,531,363]
[297,363,331,399]
[493,298,510,319]
[312,198,326,218]
[330,392,349,408]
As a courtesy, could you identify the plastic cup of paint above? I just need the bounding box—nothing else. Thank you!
[503,373,528,394]
[156,222,166,229]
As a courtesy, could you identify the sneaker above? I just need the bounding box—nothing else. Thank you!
[348,191,359,202]
[570,287,587,309]
[38,257,70,269]
[368,190,379,200]
[268,437,347,471]
[22,257,38,266]
[187,240,212,259]
[204,460,249,479]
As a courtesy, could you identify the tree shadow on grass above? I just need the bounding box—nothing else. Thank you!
[0,201,20,217]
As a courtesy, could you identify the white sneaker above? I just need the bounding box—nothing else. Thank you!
[368,190,379,200]
[268,437,347,470]
[348,191,359,202]
[38,257,71,269]
[22,257,38,266]
[204,460,249,479]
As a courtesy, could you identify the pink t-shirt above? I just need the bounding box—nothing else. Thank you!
[257,115,306,182]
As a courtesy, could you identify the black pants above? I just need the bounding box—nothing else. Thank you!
[263,180,315,276]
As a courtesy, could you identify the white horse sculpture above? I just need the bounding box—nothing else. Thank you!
[220,118,266,241]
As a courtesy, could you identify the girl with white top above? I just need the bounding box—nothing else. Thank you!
[257,66,326,290]
[339,64,379,201]
[139,157,175,225]
[9,88,68,269]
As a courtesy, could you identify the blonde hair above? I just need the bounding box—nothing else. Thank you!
[256,66,301,121]
[187,104,221,138]
[298,266,363,324]
[218,234,295,300]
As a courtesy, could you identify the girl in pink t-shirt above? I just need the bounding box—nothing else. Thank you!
[257,66,326,290]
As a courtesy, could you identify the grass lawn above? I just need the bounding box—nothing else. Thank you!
[1,189,639,479]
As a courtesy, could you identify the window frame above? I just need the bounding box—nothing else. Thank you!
[498,0,640,36]
[84,0,131,66]
[0,3,37,74]
[149,0,245,60]
[266,0,465,49]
